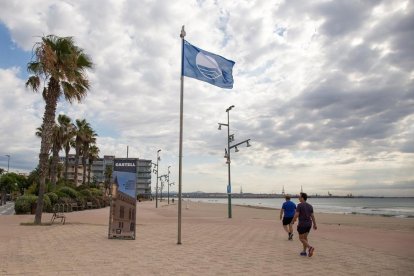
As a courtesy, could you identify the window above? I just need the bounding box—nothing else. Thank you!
[120,206,124,218]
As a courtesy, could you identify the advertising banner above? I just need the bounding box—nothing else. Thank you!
[108,159,137,239]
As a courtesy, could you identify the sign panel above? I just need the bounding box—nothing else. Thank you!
[108,159,137,239]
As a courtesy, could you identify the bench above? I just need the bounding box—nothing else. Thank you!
[70,202,81,212]
[51,204,66,224]
[86,202,96,209]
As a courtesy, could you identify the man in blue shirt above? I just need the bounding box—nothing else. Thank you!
[279,195,296,240]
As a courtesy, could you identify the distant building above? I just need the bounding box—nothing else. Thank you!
[59,155,152,198]
[59,154,84,186]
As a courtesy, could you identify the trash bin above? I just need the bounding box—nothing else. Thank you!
[31,203,37,214]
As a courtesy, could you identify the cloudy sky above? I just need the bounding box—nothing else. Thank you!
[0,0,413,196]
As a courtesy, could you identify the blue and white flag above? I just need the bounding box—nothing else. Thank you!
[182,40,235,89]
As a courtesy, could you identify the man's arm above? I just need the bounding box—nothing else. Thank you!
[291,211,299,224]
[279,208,284,220]
[311,213,317,230]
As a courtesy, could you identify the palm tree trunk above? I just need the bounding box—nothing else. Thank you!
[74,145,80,186]
[87,162,92,186]
[50,145,59,188]
[82,155,87,185]
[64,145,70,183]
[35,81,59,225]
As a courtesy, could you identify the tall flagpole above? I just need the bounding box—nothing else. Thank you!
[178,25,186,245]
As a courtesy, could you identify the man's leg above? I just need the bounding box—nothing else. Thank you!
[282,224,289,234]
[299,233,311,250]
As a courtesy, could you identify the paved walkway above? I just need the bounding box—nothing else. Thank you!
[0,201,15,215]
[0,201,413,275]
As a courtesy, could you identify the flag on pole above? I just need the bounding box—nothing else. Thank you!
[182,40,235,89]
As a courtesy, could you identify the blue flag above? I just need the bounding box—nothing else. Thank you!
[182,40,235,89]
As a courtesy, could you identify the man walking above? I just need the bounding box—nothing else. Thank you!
[292,192,317,257]
[279,195,296,240]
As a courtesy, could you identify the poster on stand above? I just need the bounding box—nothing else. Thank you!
[108,159,137,239]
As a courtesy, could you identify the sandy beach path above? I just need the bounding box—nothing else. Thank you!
[0,200,413,275]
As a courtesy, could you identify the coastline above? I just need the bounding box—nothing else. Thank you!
[187,197,414,218]
[0,201,413,275]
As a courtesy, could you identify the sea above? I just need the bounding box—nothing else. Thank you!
[186,197,414,218]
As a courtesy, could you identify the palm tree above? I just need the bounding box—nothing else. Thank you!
[50,114,75,187]
[57,114,76,184]
[104,165,113,195]
[82,128,97,185]
[87,145,100,185]
[26,35,92,224]
[50,123,63,187]
[74,119,90,186]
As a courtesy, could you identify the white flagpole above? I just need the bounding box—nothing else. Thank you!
[178,25,186,245]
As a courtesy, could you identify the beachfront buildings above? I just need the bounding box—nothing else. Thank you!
[59,155,152,198]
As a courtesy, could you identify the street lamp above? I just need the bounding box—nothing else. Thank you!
[5,155,10,172]
[158,174,167,202]
[218,105,251,218]
[152,150,161,208]
[167,166,175,204]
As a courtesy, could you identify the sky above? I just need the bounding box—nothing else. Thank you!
[0,0,413,196]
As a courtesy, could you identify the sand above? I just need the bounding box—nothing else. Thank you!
[0,200,413,275]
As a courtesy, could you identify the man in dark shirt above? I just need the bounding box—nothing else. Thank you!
[291,192,317,257]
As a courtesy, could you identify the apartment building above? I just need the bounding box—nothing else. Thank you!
[60,155,152,198]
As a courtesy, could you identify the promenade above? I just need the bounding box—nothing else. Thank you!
[0,201,413,275]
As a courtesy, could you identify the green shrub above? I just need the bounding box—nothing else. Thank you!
[46,192,58,205]
[26,182,38,195]
[57,186,79,199]
[42,194,52,212]
[89,188,103,197]
[14,194,51,214]
[80,189,92,198]
[15,194,37,214]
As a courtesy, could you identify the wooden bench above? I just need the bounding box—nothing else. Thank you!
[51,204,66,224]
[86,202,96,209]
[70,202,80,212]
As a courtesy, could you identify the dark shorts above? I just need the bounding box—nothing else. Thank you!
[297,225,311,234]
[282,217,293,225]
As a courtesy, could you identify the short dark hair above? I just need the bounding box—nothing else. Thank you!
[300,192,307,201]
[285,195,291,200]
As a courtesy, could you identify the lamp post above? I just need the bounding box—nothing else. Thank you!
[218,105,251,218]
[159,174,167,202]
[167,166,175,204]
[152,149,161,208]
[5,155,10,172]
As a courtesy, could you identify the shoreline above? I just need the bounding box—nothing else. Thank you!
[187,197,414,219]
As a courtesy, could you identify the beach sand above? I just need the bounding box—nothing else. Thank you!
[0,200,413,275]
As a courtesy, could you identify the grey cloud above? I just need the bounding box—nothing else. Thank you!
[315,0,381,37]
[330,180,414,191]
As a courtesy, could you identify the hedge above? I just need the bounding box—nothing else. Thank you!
[15,194,51,214]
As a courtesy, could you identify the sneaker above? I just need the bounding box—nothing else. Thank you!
[289,233,293,240]
[308,247,315,257]
[300,251,307,256]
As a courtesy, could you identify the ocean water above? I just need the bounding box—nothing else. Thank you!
[187,197,414,218]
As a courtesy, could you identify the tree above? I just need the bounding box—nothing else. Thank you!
[74,119,90,186]
[26,35,92,224]
[82,127,97,185]
[87,145,100,186]
[0,173,22,204]
[104,165,113,195]
[54,114,76,186]
[59,115,76,184]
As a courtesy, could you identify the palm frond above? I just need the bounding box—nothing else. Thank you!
[25,76,40,92]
